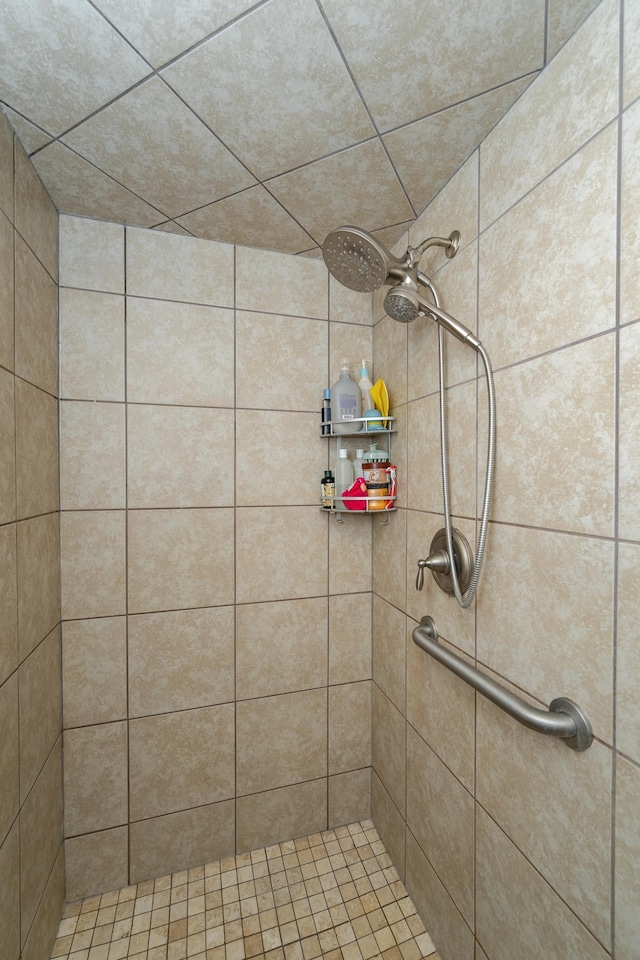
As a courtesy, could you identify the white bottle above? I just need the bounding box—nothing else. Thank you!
[334,449,353,511]
[353,449,365,478]
[331,360,362,434]
[359,360,374,414]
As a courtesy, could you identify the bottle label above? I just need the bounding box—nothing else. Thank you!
[338,393,356,419]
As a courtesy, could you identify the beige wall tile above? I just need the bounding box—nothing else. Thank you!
[476,524,614,743]
[14,235,58,395]
[0,674,19,847]
[236,245,328,319]
[64,827,128,903]
[615,756,640,960]
[371,772,405,879]
[127,404,234,508]
[547,0,600,59]
[617,543,640,763]
[405,830,474,960]
[128,606,235,716]
[0,368,15,525]
[0,822,20,960]
[19,626,61,804]
[127,508,234,612]
[236,507,327,604]
[21,847,64,960]
[126,227,234,306]
[0,525,17,686]
[127,297,235,407]
[373,314,407,409]
[372,684,405,816]
[406,622,475,792]
[328,324,373,394]
[0,110,14,221]
[59,289,125,401]
[17,513,60,661]
[406,726,474,925]
[20,740,63,943]
[372,596,405,713]
[62,617,127,728]
[372,508,407,612]
[236,597,327,700]
[0,211,14,372]
[236,689,327,795]
[408,151,479,255]
[491,335,615,536]
[619,322,640,540]
[477,695,612,944]
[130,800,235,884]
[236,311,328,412]
[59,215,124,293]
[621,102,640,327]
[329,769,371,829]
[236,410,324,506]
[328,681,371,775]
[329,593,371,685]
[129,704,235,820]
[236,779,327,853]
[480,0,618,228]
[64,721,128,836]
[476,806,609,960]
[329,515,371,595]
[329,275,374,326]
[60,511,126,620]
[624,0,640,105]
[60,401,125,510]
[15,378,59,519]
[14,139,58,282]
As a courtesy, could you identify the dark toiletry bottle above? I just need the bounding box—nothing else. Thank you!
[321,388,332,435]
[321,470,336,509]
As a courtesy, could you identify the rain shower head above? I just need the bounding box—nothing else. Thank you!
[384,285,481,349]
[322,226,408,293]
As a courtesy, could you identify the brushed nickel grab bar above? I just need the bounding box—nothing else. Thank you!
[412,616,593,751]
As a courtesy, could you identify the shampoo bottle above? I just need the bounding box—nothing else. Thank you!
[353,449,366,478]
[359,361,374,414]
[330,360,362,434]
[334,449,353,511]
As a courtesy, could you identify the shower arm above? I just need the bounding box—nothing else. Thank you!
[405,230,460,268]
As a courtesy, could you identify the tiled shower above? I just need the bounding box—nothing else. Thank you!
[1,1,639,960]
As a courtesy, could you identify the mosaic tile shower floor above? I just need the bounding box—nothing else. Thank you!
[50,820,440,960]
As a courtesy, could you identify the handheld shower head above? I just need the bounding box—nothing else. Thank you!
[322,226,408,293]
[384,285,481,349]
[384,287,421,324]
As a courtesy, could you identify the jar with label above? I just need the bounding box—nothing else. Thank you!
[362,457,390,510]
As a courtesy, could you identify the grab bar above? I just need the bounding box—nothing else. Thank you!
[412,616,593,751]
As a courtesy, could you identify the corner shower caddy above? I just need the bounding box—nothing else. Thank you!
[320,416,397,523]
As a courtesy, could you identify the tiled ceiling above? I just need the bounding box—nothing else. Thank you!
[0,0,597,256]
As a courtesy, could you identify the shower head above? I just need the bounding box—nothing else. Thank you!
[384,286,481,349]
[384,287,420,324]
[322,226,408,293]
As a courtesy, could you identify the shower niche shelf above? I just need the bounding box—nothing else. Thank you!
[320,417,397,523]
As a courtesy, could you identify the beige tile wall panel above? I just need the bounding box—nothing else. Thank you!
[408,152,479,257]
[15,379,58,519]
[0,525,17,686]
[13,235,58,395]
[480,0,619,229]
[329,275,374,327]
[328,593,372,685]
[129,800,235,884]
[236,780,327,854]
[236,507,327,604]
[476,695,612,945]
[126,227,234,307]
[0,210,14,371]
[235,246,328,320]
[480,124,617,370]
[0,673,19,847]
[236,410,323,507]
[328,518,372,596]
[59,401,126,510]
[475,807,609,960]
[59,216,124,293]
[476,524,614,743]
[616,543,640,762]
[621,100,640,326]
[3,109,51,157]
[127,298,235,407]
[127,508,234,613]
[128,606,235,717]
[405,831,474,960]
[372,509,407,613]
[373,314,408,409]
[0,368,16,524]
[63,722,128,837]
[371,685,406,816]
[129,704,235,820]
[328,769,371,829]
[546,0,600,59]
[60,511,126,620]
[406,726,474,925]
[59,289,125,401]
[406,395,444,515]
[614,756,640,960]
[63,827,129,905]
[127,404,233,509]
[0,110,13,220]
[624,0,640,106]
[18,626,61,804]
[619,321,640,539]
[236,689,327,796]
[328,681,371,775]
[0,822,20,960]
[21,848,64,960]
[370,772,406,880]
[17,513,60,661]
[13,139,58,282]
[236,598,327,701]
[62,617,127,728]
[372,596,406,713]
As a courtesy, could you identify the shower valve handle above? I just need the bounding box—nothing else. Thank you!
[415,550,450,590]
